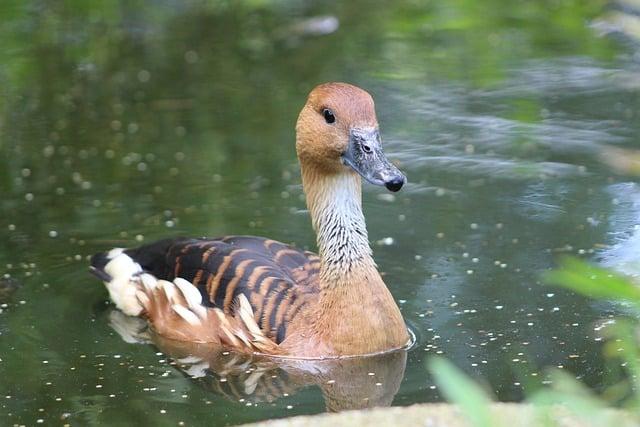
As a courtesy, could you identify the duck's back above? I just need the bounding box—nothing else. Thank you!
[92,236,320,346]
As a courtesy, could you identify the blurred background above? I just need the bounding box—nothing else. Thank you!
[1,0,640,425]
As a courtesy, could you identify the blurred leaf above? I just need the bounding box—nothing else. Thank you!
[529,370,625,427]
[429,357,497,427]
[601,320,640,408]
[543,257,640,308]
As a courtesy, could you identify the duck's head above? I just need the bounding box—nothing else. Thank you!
[296,82,406,192]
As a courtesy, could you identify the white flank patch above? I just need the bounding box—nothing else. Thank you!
[107,248,125,259]
[139,273,158,291]
[237,294,262,338]
[135,290,151,308]
[173,278,206,319]
[172,304,201,326]
[159,280,178,304]
[103,252,143,316]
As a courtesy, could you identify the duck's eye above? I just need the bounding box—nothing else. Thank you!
[322,108,335,124]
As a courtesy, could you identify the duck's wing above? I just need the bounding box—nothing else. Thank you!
[91,236,320,350]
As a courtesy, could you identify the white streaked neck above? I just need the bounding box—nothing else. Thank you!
[302,169,374,273]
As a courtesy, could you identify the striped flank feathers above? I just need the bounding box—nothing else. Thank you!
[90,236,319,353]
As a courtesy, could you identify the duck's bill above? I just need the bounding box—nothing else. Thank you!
[342,128,406,192]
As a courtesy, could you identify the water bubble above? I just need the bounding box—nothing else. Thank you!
[184,50,199,64]
[377,193,395,202]
[377,237,394,246]
[43,145,55,157]
[137,70,151,83]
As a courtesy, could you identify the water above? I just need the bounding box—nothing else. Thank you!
[1,0,639,425]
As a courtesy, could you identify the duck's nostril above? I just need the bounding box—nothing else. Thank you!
[384,176,405,192]
[362,143,372,153]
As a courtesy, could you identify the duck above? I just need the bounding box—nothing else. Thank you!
[90,82,410,359]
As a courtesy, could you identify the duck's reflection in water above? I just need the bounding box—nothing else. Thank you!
[110,310,407,411]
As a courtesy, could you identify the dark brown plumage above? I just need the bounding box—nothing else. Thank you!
[120,236,319,344]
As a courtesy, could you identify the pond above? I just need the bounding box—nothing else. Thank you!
[1,0,639,425]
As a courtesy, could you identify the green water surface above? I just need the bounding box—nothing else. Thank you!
[1,0,639,425]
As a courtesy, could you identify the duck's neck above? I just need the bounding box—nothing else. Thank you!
[301,167,376,287]
[299,163,408,355]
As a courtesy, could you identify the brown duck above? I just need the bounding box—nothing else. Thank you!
[91,82,410,358]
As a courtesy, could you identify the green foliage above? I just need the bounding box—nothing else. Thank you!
[544,259,640,409]
[429,257,640,425]
[528,370,616,426]
[429,357,497,427]
[544,257,640,308]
